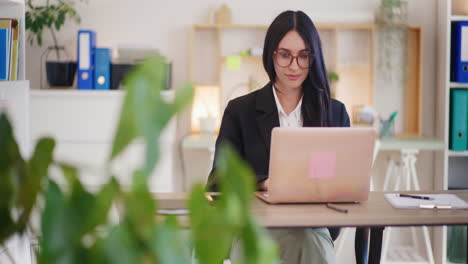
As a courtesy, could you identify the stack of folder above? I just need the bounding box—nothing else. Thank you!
[450,89,468,151]
[76,30,172,90]
[77,30,114,90]
[0,18,20,81]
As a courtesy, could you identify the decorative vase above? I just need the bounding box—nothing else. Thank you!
[215,4,231,24]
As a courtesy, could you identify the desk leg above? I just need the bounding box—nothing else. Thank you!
[369,227,385,264]
[355,227,370,264]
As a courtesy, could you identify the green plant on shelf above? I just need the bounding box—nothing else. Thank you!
[375,0,409,82]
[25,0,82,59]
[328,71,339,99]
[0,55,278,264]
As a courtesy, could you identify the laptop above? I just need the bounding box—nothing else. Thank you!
[256,127,376,204]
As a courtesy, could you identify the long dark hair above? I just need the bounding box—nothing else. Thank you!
[263,10,332,127]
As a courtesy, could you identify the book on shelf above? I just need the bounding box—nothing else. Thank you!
[0,18,19,81]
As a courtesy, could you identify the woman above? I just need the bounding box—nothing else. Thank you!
[207,10,350,264]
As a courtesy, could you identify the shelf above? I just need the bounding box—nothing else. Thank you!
[30,89,175,101]
[0,0,23,7]
[449,82,468,88]
[193,82,219,87]
[221,55,262,62]
[448,151,468,157]
[193,23,376,31]
[31,89,125,97]
[450,15,468,21]
[319,23,375,30]
[194,24,268,30]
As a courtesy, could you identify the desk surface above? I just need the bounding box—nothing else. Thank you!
[154,190,468,228]
[182,134,446,152]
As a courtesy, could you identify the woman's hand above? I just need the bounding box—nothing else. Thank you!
[257,179,269,191]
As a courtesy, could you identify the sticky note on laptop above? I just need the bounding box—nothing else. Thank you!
[308,152,336,179]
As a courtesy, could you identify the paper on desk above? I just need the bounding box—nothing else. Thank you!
[384,193,468,209]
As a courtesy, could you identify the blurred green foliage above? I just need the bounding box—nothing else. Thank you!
[0,55,278,264]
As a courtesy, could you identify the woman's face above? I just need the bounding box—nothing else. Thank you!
[273,30,310,91]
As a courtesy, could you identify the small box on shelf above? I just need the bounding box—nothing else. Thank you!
[452,0,468,16]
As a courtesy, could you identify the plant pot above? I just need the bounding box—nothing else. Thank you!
[46,61,77,87]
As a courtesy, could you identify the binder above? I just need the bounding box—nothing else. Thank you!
[9,19,19,81]
[451,22,468,83]
[449,89,468,151]
[0,19,12,81]
[94,48,111,90]
[77,30,96,89]
[0,28,7,80]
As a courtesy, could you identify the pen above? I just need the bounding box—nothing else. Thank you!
[326,203,348,214]
[397,194,434,200]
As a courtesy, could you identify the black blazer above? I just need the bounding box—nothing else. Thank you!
[207,83,350,191]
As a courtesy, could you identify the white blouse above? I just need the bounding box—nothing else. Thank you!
[272,85,303,128]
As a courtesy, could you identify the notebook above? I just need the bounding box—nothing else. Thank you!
[384,193,468,209]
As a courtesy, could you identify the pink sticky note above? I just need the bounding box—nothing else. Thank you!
[308,152,336,179]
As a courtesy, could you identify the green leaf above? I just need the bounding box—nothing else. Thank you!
[190,144,279,264]
[217,144,256,210]
[188,184,235,264]
[40,180,68,261]
[110,55,193,179]
[40,167,118,264]
[98,225,141,264]
[240,216,278,264]
[0,113,27,243]
[16,137,55,231]
[172,83,195,113]
[150,216,190,264]
[0,113,22,174]
[82,178,119,233]
[0,166,15,244]
[124,171,156,239]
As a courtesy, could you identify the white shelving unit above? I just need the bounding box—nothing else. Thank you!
[450,15,468,21]
[448,151,468,157]
[436,1,468,264]
[29,89,177,193]
[0,0,26,80]
[449,82,468,88]
[0,1,31,264]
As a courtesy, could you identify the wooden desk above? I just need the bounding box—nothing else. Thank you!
[153,190,468,264]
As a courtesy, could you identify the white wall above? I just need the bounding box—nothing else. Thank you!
[25,0,439,262]
[25,0,438,183]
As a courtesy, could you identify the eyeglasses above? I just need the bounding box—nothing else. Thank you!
[273,49,313,69]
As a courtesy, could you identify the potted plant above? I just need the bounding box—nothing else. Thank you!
[375,0,409,81]
[328,71,339,98]
[26,0,82,88]
[0,55,278,264]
